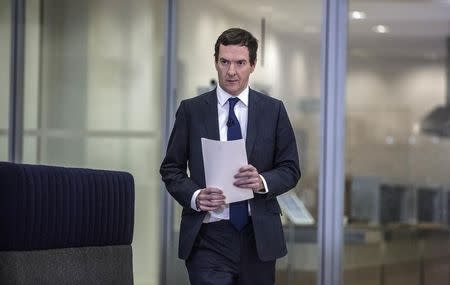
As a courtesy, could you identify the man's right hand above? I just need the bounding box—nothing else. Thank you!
[196,187,226,211]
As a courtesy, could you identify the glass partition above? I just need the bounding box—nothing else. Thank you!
[345,1,450,284]
[22,1,165,284]
[0,0,11,161]
[172,1,323,284]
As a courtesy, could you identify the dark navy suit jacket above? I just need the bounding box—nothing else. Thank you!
[160,88,300,261]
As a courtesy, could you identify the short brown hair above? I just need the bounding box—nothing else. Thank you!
[214,28,258,66]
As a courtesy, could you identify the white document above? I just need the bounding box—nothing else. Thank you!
[201,138,254,204]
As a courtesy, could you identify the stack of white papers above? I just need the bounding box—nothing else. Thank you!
[201,138,254,204]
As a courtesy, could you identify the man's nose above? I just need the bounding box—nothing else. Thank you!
[227,63,236,76]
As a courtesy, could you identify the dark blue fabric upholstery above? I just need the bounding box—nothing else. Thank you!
[0,162,134,251]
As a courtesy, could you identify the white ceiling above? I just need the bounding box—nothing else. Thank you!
[349,0,450,58]
[209,0,450,59]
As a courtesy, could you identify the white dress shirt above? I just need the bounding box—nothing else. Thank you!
[190,85,269,222]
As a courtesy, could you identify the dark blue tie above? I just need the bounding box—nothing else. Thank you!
[227,97,249,231]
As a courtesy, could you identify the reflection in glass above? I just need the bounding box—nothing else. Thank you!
[345,1,450,284]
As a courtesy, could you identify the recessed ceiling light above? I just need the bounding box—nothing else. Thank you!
[412,123,421,134]
[372,25,390,34]
[350,11,366,20]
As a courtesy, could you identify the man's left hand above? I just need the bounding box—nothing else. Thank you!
[233,164,264,192]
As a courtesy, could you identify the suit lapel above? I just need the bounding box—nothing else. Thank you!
[246,89,259,158]
[203,90,220,140]
[202,88,258,156]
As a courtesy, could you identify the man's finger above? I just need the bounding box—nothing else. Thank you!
[203,187,223,194]
[199,199,224,207]
[198,199,225,211]
[239,165,255,172]
[198,194,225,201]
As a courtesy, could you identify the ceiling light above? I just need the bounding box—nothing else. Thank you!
[412,123,421,134]
[372,25,390,34]
[350,11,366,20]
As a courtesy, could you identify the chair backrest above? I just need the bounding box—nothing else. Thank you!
[0,162,135,285]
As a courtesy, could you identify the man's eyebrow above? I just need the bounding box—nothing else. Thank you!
[219,57,247,62]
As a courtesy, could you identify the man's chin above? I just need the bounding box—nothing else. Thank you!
[223,86,241,96]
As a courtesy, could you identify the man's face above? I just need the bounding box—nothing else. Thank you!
[215,44,256,96]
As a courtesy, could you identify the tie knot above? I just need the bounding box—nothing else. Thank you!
[228,97,240,109]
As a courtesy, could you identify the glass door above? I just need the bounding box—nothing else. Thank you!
[169,1,323,284]
[344,1,450,285]
[21,1,165,284]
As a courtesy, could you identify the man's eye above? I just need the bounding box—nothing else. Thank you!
[220,60,229,65]
[237,61,246,66]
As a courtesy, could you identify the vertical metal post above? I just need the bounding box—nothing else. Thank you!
[9,0,26,163]
[318,0,348,285]
[36,0,44,163]
[446,38,449,105]
[160,0,177,284]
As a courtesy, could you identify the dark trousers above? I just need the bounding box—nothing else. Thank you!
[185,220,276,285]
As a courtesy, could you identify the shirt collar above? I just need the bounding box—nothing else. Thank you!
[216,84,249,107]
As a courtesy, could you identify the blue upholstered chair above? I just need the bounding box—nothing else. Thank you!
[0,162,135,285]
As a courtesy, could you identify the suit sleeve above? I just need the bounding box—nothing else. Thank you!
[160,101,200,208]
[260,102,301,199]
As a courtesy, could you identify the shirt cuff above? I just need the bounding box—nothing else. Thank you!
[190,189,202,211]
[256,174,269,194]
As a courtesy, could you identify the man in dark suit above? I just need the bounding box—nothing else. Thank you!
[160,28,300,285]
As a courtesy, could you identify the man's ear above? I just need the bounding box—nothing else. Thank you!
[214,58,220,71]
[250,60,257,72]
